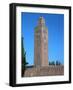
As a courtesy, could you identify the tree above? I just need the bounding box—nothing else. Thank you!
[49,60,61,66]
[56,60,61,65]
[52,61,55,65]
[22,37,28,77]
[49,61,55,65]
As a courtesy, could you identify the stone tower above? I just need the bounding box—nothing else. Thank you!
[34,17,48,67]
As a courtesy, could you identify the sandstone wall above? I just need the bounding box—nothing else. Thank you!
[23,65,64,77]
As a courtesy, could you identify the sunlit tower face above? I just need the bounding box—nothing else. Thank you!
[34,17,49,67]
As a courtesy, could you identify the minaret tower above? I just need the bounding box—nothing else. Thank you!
[34,17,48,67]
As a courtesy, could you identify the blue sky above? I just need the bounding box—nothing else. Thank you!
[21,12,64,65]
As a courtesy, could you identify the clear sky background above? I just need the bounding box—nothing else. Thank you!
[21,12,64,65]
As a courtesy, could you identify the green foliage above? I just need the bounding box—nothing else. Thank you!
[22,52,28,69]
[22,37,28,76]
[49,60,61,65]
[49,61,55,65]
[56,60,61,65]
